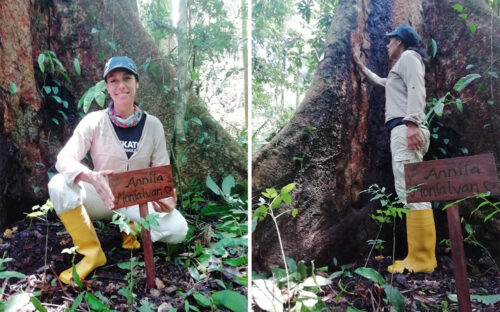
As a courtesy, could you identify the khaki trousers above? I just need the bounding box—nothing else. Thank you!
[48,174,188,243]
[390,124,432,210]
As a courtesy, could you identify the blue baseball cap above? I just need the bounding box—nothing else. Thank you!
[386,24,420,47]
[103,56,139,80]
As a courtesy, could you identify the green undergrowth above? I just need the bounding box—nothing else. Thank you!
[1,174,248,312]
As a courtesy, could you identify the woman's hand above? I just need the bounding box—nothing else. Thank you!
[406,123,424,151]
[152,188,177,213]
[76,170,115,209]
[353,52,364,69]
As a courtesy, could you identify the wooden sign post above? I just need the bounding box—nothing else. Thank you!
[405,153,500,312]
[108,165,174,289]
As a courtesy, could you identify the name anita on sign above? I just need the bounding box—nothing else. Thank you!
[109,165,174,209]
[405,153,500,203]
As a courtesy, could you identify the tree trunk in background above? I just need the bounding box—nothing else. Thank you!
[0,0,246,224]
[242,0,249,128]
[252,0,500,270]
[175,0,189,143]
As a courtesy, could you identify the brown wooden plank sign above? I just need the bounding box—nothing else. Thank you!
[404,153,499,312]
[108,165,174,289]
[405,153,500,203]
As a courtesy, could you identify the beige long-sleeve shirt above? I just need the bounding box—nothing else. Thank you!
[56,110,169,184]
[362,50,426,126]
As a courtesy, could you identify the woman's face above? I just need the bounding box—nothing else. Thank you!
[387,37,403,61]
[105,69,138,111]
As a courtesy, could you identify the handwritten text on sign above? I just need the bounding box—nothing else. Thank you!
[108,165,174,209]
[405,153,500,203]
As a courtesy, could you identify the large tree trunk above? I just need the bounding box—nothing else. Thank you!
[0,0,246,224]
[252,0,500,270]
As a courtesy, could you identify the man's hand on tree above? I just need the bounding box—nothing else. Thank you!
[406,122,424,151]
[76,170,115,209]
[152,188,177,213]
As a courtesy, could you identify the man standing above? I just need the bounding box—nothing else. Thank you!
[353,25,437,274]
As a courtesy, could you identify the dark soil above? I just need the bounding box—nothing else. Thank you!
[0,212,244,311]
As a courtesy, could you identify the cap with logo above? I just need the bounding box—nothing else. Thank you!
[103,56,139,80]
[386,24,420,47]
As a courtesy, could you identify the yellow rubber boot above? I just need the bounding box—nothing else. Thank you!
[121,222,141,250]
[388,208,437,273]
[58,205,106,284]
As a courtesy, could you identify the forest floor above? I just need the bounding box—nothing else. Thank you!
[0,196,248,312]
[252,252,500,311]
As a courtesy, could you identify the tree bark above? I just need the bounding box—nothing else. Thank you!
[0,0,246,224]
[252,0,500,270]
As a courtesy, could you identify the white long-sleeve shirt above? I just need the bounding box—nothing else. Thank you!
[362,50,426,126]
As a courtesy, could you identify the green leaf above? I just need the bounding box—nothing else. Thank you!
[452,4,463,12]
[9,81,17,94]
[430,39,437,58]
[72,261,83,289]
[43,86,51,94]
[459,13,468,20]
[434,94,447,116]
[193,292,212,307]
[74,58,81,76]
[51,86,59,95]
[211,290,248,312]
[62,100,69,109]
[221,175,235,195]
[291,209,298,218]
[281,183,296,194]
[443,138,450,145]
[214,237,248,248]
[455,98,463,112]
[471,294,500,305]
[117,261,144,270]
[382,285,405,312]
[346,307,366,312]
[38,53,46,73]
[465,64,475,70]
[83,86,96,113]
[469,23,476,35]
[224,255,248,267]
[354,267,385,285]
[30,296,47,312]
[107,41,117,51]
[181,154,187,163]
[487,100,494,105]
[58,70,71,83]
[95,92,106,107]
[68,291,84,312]
[281,192,292,205]
[33,186,41,193]
[0,271,27,279]
[206,175,222,195]
[85,292,108,310]
[488,71,499,78]
[51,118,59,125]
[453,74,481,92]
[191,117,202,125]
[91,27,100,34]
[52,95,62,103]
[188,267,201,281]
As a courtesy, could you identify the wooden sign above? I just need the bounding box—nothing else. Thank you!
[108,165,174,209]
[107,165,174,289]
[404,153,499,312]
[405,153,500,203]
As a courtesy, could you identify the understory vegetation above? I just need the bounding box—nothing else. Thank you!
[0,175,248,312]
[251,184,500,311]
